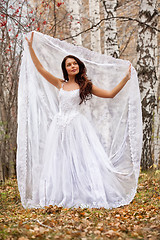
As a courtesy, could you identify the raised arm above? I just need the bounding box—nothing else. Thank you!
[25,32,62,89]
[92,64,131,98]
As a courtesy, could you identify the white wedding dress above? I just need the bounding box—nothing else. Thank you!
[16,31,142,209]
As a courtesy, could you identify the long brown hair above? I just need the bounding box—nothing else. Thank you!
[61,55,92,104]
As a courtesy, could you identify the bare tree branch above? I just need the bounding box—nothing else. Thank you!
[63,16,160,40]
[119,28,137,57]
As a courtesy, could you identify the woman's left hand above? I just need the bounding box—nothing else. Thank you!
[125,64,131,81]
[25,32,34,48]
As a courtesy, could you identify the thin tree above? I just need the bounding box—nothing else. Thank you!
[102,0,119,57]
[89,0,101,52]
[137,0,158,169]
[67,0,82,45]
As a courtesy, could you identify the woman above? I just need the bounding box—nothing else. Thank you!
[17,31,142,209]
[25,32,131,101]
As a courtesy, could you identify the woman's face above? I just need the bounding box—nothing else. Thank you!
[65,58,79,76]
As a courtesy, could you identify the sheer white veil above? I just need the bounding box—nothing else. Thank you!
[17,31,142,208]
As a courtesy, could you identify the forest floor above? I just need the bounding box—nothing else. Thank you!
[0,170,160,240]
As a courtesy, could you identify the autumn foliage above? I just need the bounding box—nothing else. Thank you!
[0,0,70,182]
[0,170,159,239]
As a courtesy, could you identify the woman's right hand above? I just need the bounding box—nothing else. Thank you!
[25,32,34,48]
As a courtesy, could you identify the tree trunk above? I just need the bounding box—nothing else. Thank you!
[137,0,158,169]
[153,0,160,167]
[102,0,119,57]
[153,77,160,167]
[89,0,101,52]
[68,0,82,45]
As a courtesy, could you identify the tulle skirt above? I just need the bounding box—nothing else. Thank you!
[38,113,136,209]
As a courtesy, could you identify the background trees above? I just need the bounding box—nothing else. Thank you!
[0,0,69,181]
[137,0,159,169]
[102,0,119,57]
[0,0,159,181]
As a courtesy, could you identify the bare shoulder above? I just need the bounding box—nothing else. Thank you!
[60,79,65,83]
[92,84,99,92]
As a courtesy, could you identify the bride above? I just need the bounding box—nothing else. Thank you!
[26,32,131,100]
[16,31,142,209]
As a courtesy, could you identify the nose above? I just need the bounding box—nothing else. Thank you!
[71,64,75,68]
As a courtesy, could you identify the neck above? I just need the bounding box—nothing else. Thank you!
[68,75,76,82]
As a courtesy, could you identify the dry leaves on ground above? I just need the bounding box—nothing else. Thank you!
[0,170,160,239]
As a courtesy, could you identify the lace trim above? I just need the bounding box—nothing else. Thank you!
[37,30,129,66]
[24,186,136,210]
[60,88,79,92]
[128,68,142,182]
[16,51,28,207]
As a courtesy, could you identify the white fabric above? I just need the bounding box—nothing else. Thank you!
[16,31,142,209]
